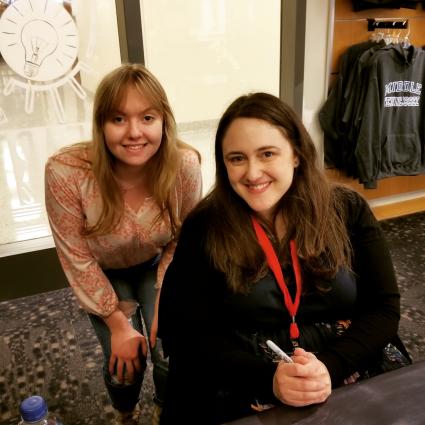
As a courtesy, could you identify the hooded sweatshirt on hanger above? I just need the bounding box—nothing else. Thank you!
[354,43,425,188]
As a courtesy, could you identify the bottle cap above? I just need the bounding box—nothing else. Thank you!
[20,396,48,422]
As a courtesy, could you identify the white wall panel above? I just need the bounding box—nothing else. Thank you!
[140,0,280,123]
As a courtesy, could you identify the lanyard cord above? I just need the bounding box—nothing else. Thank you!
[251,216,302,340]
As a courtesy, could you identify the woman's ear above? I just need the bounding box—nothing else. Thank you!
[294,157,300,168]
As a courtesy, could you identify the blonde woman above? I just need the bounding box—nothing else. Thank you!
[45,64,202,424]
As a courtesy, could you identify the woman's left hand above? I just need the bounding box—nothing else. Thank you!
[273,347,331,407]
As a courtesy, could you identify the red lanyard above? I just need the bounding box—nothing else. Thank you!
[251,216,302,340]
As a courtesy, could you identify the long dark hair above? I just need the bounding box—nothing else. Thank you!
[198,92,351,293]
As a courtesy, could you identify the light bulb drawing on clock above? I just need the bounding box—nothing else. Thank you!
[21,19,59,78]
[0,0,93,123]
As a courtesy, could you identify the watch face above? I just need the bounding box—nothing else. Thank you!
[0,0,79,82]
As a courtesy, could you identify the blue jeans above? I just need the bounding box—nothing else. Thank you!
[88,257,168,412]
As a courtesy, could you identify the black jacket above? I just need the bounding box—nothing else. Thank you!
[158,189,401,424]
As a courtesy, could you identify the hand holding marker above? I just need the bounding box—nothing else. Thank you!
[266,340,294,363]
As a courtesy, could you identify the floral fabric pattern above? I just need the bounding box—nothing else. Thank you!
[45,145,202,317]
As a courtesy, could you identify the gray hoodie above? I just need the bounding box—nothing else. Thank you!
[354,43,425,188]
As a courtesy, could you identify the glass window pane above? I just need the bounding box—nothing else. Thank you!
[0,0,121,254]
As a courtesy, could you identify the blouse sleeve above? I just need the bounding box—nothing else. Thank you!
[316,189,401,386]
[45,158,119,317]
[155,149,202,288]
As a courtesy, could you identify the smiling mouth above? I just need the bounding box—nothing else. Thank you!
[246,182,270,192]
[123,143,147,151]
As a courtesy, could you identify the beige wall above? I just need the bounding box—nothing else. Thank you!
[139,0,281,124]
[74,0,122,94]
[303,0,332,159]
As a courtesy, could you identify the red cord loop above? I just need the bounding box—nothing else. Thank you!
[251,216,302,341]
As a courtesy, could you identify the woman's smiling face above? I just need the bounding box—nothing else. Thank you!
[222,117,299,220]
[103,84,163,174]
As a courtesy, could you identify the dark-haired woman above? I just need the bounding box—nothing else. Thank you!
[158,92,407,424]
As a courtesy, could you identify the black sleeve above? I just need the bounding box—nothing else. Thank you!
[354,66,381,189]
[158,210,277,424]
[319,55,348,170]
[316,189,400,386]
[158,211,218,424]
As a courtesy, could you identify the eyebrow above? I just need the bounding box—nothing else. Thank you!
[225,145,281,155]
[143,107,160,114]
[110,106,160,116]
[257,145,280,151]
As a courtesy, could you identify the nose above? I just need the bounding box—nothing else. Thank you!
[128,119,143,139]
[245,158,262,181]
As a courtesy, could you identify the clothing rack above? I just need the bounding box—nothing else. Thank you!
[324,0,425,220]
[367,18,408,31]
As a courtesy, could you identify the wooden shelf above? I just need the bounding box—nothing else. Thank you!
[325,169,425,220]
[372,197,425,220]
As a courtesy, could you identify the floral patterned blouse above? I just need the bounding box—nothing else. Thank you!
[45,144,202,317]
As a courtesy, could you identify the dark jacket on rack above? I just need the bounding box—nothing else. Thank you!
[319,40,384,175]
[355,43,425,188]
[319,40,377,170]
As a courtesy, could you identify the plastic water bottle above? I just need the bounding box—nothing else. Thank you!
[18,396,63,425]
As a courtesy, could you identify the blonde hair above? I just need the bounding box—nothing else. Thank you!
[86,63,194,236]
